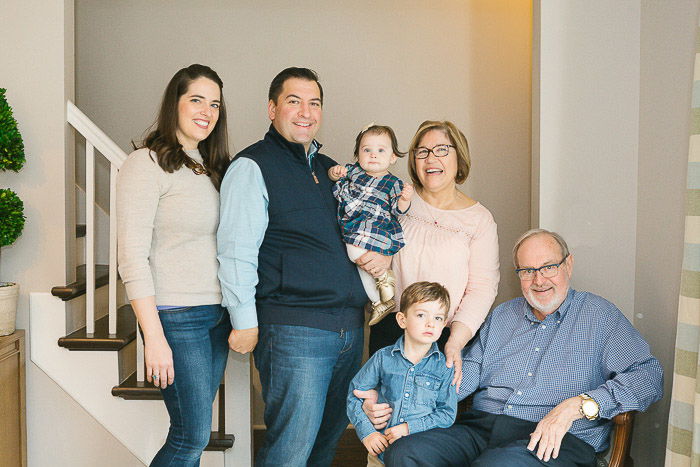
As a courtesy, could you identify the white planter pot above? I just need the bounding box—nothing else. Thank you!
[0,282,19,336]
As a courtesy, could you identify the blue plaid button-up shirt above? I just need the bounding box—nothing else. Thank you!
[458,288,663,452]
[333,163,406,255]
[348,336,457,443]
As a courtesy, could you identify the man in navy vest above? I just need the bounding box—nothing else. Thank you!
[217,67,379,466]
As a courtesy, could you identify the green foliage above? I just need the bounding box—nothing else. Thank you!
[0,189,25,247]
[0,88,26,172]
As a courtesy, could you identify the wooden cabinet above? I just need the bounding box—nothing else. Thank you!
[0,330,26,467]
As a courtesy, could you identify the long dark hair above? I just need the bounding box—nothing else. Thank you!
[140,64,231,191]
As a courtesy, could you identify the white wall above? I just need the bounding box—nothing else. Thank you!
[0,1,142,465]
[536,1,641,319]
[535,1,697,465]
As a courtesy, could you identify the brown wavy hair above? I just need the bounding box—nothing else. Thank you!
[139,64,231,191]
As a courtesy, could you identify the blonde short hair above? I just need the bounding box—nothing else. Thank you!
[407,120,471,190]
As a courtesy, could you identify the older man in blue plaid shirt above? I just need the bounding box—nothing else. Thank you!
[359,229,663,466]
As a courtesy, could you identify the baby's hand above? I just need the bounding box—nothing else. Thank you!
[400,184,414,201]
[385,423,409,444]
[328,165,348,181]
[362,432,389,455]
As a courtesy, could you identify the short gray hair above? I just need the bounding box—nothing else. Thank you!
[512,229,570,267]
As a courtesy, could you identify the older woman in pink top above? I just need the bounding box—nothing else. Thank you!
[365,120,500,385]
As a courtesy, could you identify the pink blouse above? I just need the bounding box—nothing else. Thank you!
[392,193,500,336]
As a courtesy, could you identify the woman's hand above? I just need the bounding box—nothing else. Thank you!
[144,334,175,389]
[443,322,473,388]
[356,251,392,278]
[229,327,258,354]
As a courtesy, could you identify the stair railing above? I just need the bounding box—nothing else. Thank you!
[66,101,126,336]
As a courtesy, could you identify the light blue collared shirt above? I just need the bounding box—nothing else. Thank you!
[216,141,319,330]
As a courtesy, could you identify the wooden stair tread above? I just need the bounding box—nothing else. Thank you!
[205,432,235,451]
[51,264,111,301]
[112,371,162,400]
[113,373,234,451]
[58,304,135,351]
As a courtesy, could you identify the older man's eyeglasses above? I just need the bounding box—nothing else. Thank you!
[515,256,569,280]
[413,144,455,159]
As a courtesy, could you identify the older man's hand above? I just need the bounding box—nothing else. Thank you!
[527,396,583,462]
[354,389,393,429]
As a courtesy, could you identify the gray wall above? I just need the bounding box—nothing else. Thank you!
[534,1,698,465]
[634,0,698,462]
[74,0,532,308]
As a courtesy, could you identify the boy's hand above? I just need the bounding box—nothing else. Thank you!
[354,389,393,429]
[399,183,414,201]
[385,423,409,444]
[362,432,389,455]
[328,165,347,181]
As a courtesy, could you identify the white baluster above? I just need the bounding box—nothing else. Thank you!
[86,141,96,335]
[108,164,117,335]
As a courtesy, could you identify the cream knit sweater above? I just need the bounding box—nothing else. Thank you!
[116,148,222,306]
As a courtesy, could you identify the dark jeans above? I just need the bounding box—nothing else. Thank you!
[253,324,364,467]
[384,410,597,467]
[150,305,231,467]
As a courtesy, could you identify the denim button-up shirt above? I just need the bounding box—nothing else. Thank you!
[347,336,457,442]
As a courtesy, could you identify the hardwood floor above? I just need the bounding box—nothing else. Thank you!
[253,428,368,466]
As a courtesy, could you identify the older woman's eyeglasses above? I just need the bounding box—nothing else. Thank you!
[515,256,569,280]
[413,144,455,159]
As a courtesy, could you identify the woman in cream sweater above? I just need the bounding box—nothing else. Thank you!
[117,64,231,466]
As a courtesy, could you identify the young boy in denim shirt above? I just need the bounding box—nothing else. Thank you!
[347,281,458,464]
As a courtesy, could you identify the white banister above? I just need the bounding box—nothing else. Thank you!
[85,141,96,335]
[66,100,126,337]
[67,101,127,167]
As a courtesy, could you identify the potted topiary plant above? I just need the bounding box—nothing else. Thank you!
[0,88,26,336]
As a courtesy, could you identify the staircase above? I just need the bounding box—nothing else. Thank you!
[27,102,251,466]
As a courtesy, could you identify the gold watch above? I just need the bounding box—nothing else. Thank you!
[579,393,599,420]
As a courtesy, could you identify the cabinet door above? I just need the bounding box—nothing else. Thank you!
[0,331,26,467]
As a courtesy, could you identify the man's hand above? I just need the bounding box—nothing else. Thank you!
[356,251,392,278]
[328,165,347,181]
[354,389,393,429]
[527,396,583,462]
[228,327,258,354]
[384,423,409,444]
[362,432,389,456]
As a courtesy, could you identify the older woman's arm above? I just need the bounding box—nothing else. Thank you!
[445,212,500,386]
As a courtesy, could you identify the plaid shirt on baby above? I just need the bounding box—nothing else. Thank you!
[332,163,406,255]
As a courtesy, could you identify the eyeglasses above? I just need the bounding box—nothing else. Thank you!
[413,144,455,159]
[515,255,569,280]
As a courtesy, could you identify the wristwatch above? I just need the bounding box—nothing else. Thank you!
[579,393,600,420]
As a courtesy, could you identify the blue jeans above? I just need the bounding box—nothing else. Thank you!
[253,324,364,467]
[150,305,231,467]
